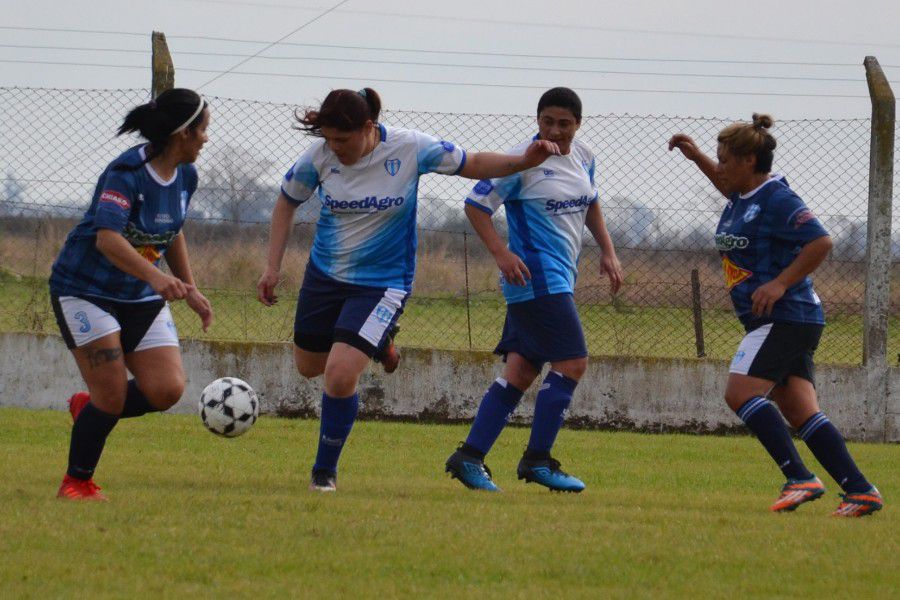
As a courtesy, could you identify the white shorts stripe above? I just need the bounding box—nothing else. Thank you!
[358,288,406,347]
[729,323,774,375]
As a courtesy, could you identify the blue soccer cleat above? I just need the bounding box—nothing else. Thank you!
[445,447,500,492]
[517,455,585,493]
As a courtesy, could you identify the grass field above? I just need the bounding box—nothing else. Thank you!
[1,408,897,598]
[3,274,899,365]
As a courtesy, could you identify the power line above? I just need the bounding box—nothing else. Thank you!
[1,40,897,71]
[0,59,869,98]
[0,45,873,82]
[197,0,351,89]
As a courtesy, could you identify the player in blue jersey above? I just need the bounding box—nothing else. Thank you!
[257,87,560,492]
[668,114,882,516]
[445,88,623,493]
[51,89,213,501]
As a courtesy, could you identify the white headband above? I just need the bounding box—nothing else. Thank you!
[171,96,206,134]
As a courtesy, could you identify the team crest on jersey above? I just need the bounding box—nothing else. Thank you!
[384,159,401,176]
[99,190,130,210]
[722,256,752,289]
[742,203,760,223]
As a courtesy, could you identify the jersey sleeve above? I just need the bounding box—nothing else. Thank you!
[281,146,320,205]
[93,169,136,233]
[587,154,599,204]
[464,174,523,215]
[414,131,467,175]
[770,190,829,244]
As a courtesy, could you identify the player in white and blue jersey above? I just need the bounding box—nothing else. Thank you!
[445,88,623,493]
[256,87,560,492]
[50,89,213,501]
[669,114,882,516]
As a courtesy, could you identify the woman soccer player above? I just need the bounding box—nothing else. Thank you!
[668,114,882,516]
[51,88,213,501]
[257,87,560,492]
[445,87,623,492]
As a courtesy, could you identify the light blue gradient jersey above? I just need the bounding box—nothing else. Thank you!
[465,137,597,304]
[281,124,466,291]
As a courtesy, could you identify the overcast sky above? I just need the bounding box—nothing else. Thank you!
[1,0,899,119]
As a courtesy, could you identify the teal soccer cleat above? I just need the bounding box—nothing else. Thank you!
[517,455,585,493]
[445,447,500,492]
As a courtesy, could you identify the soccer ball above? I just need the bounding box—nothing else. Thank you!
[198,377,259,437]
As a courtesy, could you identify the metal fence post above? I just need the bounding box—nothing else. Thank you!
[151,31,175,98]
[863,56,895,441]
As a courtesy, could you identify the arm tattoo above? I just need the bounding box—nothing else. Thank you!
[88,348,122,368]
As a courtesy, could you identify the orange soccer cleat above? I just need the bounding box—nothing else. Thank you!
[770,476,826,512]
[832,487,883,517]
[57,474,108,502]
[67,392,91,422]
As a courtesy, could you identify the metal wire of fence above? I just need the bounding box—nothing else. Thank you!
[1,87,897,365]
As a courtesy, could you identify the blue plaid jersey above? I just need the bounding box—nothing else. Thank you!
[50,145,198,302]
[715,175,829,328]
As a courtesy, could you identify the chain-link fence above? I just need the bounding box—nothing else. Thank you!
[1,87,897,365]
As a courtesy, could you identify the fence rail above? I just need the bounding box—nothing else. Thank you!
[0,87,897,365]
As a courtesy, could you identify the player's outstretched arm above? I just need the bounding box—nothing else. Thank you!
[257,193,299,306]
[465,203,530,287]
[667,133,728,197]
[96,228,193,301]
[459,140,560,180]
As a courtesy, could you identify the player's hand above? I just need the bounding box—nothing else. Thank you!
[600,252,624,294]
[186,288,213,332]
[520,139,561,168]
[257,268,280,306]
[150,272,192,301]
[667,134,702,162]
[494,248,531,287]
[751,279,786,317]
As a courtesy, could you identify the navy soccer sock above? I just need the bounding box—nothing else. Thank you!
[735,396,813,481]
[119,380,162,418]
[313,392,359,475]
[526,371,577,457]
[67,402,119,480]
[799,412,871,493]
[463,378,524,458]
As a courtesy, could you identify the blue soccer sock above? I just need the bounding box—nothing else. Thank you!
[463,378,524,458]
[313,392,359,475]
[735,396,813,481]
[526,371,578,457]
[799,412,871,493]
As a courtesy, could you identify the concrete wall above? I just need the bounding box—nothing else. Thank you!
[2,332,897,442]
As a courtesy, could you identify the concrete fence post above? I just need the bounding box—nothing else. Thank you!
[862,56,894,441]
[151,31,175,98]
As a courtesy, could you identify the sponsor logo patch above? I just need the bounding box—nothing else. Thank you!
[792,208,816,229]
[722,256,752,289]
[324,194,404,212]
[473,179,493,195]
[543,168,555,177]
[440,141,455,152]
[545,195,592,213]
[715,233,749,251]
[137,245,162,263]
[99,190,130,210]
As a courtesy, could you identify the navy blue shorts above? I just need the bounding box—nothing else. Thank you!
[294,262,408,357]
[494,293,587,369]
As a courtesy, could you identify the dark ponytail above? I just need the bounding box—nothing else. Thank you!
[115,88,207,171]
[295,87,382,137]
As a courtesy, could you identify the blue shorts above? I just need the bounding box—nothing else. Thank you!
[494,293,587,369]
[294,262,408,357]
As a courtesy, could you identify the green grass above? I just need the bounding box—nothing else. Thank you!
[1,408,897,598]
[3,275,898,365]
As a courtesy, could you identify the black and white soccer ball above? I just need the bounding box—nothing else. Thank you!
[198,377,259,437]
